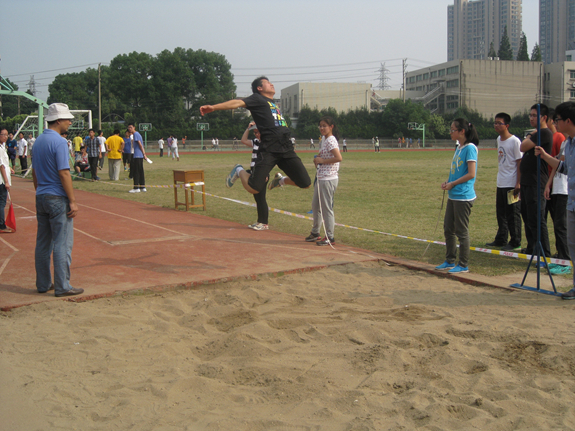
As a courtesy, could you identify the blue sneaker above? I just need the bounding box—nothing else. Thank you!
[226,164,242,188]
[435,261,455,271]
[448,265,469,274]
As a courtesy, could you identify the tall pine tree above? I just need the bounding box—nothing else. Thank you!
[516,33,529,61]
[488,42,497,58]
[531,43,542,61]
[498,26,513,60]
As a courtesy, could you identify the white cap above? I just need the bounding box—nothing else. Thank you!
[45,103,75,122]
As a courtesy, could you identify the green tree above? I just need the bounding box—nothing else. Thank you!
[531,43,542,62]
[498,26,513,60]
[428,114,449,139]
[516,33,530,61]
[48,48,237,139]
[380,99,430,139]
[488,42,497,58]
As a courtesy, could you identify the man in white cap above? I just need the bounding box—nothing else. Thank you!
[32,103,84,297]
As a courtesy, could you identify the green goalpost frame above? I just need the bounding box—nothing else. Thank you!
[407,122,426,148]
[0,75,49,134]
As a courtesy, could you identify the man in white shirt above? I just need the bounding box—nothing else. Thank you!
[0,127,15,232]
[17,132,28,172]
[158,137,164,157]
[98,130,107,170]
[486,112,522,251]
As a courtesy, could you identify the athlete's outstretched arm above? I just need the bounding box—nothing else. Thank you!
[200,99,247,116]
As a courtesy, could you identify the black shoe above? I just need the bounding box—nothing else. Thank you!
[55,287,84,297]
[561,288,575,300]
[521,248,532,255]
[485,241,506,247]
[501,244,521,251]
[305,233,322,242]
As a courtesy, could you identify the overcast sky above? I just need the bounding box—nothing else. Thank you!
[1,0,540,103]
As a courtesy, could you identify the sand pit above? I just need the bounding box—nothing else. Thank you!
[2,261,575,430]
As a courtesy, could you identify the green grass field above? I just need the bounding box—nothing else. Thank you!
[71,148,567,278]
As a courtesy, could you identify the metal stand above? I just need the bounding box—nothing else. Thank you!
[510,104,559,296]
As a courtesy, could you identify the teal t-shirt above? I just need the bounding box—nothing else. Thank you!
[448,143,478,201]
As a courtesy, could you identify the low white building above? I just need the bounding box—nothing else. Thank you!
[280,82,372,119]
[406,59,543,118]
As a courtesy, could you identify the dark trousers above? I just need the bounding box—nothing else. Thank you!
[160,148,163,157]
[494,187,522,247]
[131,158,145,189]
[520,184,551,257]
[88,156,99,179]
[98,152,105,169]
[19,156,28,172]
[0,184,7,229]
[547,193,570,260]
[253,184,269,224]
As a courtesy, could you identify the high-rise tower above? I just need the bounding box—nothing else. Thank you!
[448,0,522,61]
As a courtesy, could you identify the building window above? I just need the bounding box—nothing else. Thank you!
[422,73,429,80]
[570,71,575,79]
[446,79,459,88]
[438,69,446,77]
[447,66,459,75]
[571,90,575,99]
[430,71,438,78]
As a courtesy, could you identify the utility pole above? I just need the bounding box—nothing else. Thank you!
[98,63,102,130]
[402,59,407,103]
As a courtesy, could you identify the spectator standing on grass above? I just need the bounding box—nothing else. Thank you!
[33,103,83,297]
[97,130,107,170]
[27,133,36,165]
[535,102,575,298]
[343,138,347,152]
[303,116,342,246]
[7,132,17,168]
[519,104,552,260]
[123,130,132,177]
[105,129,124,181]
[544,109,570,263]
[172,135,179,161]
[435,118,479,274]
[374,136,380,152]
[17,132,28,172]
[0,127,15,233]
[485,113,522,251]
[167,135,173,158]
[128,123,147,193]
[72,134,83,156]
[84,129,101,181]
[310,138,315,149]
[182,136,186,149]
[241,122,269,231]
[158,137,164,157]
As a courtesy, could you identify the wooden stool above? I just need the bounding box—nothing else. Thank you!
[173,170,206,211]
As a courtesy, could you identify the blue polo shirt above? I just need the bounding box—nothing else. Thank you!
[123,137,132,153]
[33,129,71,197]
[132,132,144,158]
